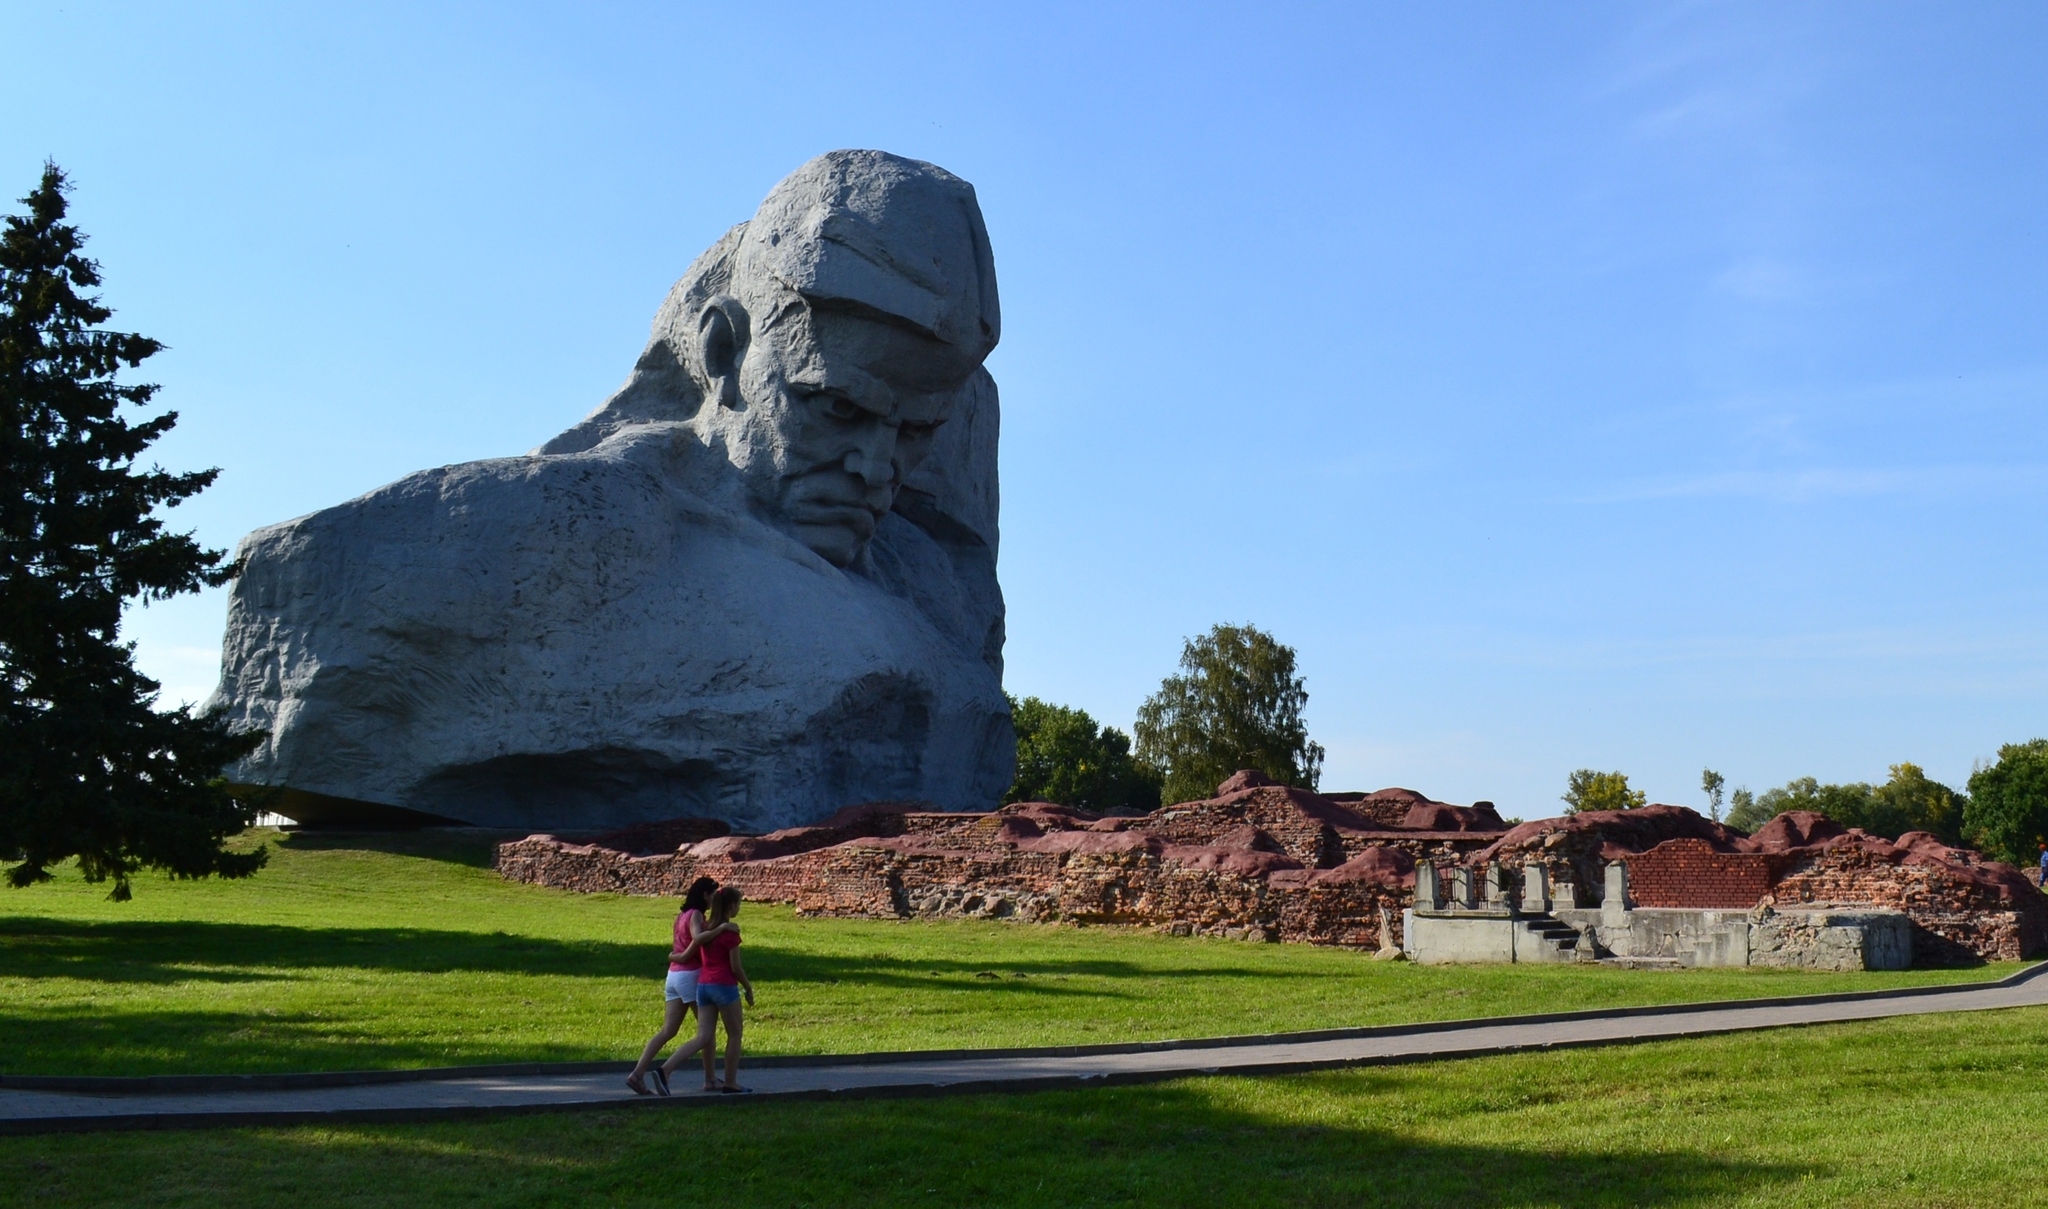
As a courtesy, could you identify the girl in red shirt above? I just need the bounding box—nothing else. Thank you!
[660,886,755,1093]
[626,877,722,1095]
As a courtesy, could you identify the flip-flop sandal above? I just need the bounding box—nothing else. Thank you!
[718,1085,753,1094]
[650,1067,671,1097]
[625,1075,651,1096]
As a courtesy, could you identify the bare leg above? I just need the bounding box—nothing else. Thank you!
[718,999,745,1089]
[628,999,688,1089]
[703,1008,718,1089]
[659,1005,720,1079]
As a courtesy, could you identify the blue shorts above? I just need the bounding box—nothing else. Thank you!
[697,982,742,1008]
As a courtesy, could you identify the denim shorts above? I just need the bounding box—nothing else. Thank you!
[697,982,742,1008]
[663,970,699,1002]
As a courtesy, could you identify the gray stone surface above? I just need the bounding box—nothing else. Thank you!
[1750,908,1913,972]
[1557,906,1754,967]
[208,151,1013,831]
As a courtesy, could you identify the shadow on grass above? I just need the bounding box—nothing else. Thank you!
[0,918,655,983]
[0,917,1316,991]
[0,916,1359,1074]
[0,1005,607,1076]
[0,1075,1812,1208]
[274,828,523,869]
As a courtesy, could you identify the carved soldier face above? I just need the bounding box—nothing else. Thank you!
[695,294,966,567]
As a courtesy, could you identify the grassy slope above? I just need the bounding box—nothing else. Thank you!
[6,1008,2048,1207]
[0,828,2011,1077]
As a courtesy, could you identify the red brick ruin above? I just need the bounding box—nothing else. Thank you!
[496,771,2048,964]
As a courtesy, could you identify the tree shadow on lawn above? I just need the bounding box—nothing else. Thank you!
[1,1076,1810,1207]
[0,918,655,984]
[0,1005,612,1076]
[712,1076,1811,1209]
[0,917,1314,993]
[273,828,524,869]
[0,919,1353,1074]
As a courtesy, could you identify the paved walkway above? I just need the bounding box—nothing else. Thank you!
[7,968,2046,1135]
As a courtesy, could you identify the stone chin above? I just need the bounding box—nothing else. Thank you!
[784,511,883,567]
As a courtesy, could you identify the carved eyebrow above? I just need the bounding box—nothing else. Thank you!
[788,361,894,408]
[803,384,891,419]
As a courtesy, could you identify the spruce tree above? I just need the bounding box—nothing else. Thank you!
[1,163,265,899]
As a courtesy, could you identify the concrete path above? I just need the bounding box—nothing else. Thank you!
[7,968,2046,1135]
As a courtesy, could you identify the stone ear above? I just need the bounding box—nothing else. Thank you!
[695,295,750,411]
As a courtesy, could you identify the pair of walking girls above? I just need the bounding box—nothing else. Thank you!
[627,876,755,1095]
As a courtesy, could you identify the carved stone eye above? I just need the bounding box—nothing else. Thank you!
[813,393,865,422]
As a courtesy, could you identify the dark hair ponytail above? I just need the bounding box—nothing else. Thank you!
[682,877,718,913]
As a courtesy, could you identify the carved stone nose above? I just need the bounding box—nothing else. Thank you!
[844,445,893,487]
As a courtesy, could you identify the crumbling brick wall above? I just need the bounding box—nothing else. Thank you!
[496,813,1414,949]
[493,791,2045,962]
[1627,840,1783,909]
[1769,843,2048,963]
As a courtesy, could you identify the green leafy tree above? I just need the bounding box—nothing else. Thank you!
[1701,768,1725,821]
[1725,786,1764,830]
[1561,769,1645,814]
[1723,765,1965,842]
[1,164,265,900]
[1004,695,1161,814]
[1873,762,1965,844]
[1133,622,1325,806]
[1965,740,2048,866]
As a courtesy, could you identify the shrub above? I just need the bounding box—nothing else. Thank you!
[1562,769,1644,814]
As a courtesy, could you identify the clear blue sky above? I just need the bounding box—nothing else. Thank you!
[6,3,2046,816]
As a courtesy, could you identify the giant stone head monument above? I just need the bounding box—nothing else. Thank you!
[209,150,1013,831]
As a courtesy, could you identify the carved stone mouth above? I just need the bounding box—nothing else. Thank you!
[794,502,878,536]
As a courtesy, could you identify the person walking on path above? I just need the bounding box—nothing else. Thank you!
[626,877,723,1096]
[660,886,755,1094]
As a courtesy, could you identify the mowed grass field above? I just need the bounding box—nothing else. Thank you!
[5,828,2048,1206]
[0,827,2011,1076]
[7,1009,2048,1206]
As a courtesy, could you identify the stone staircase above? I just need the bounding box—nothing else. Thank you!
[1518,913,1586,961]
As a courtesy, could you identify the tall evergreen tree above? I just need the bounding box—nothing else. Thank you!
[1,163,265,899]
[1133,622,1325,805]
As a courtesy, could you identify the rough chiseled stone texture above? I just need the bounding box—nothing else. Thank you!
[496,772,1502,948]
[210,151,1012,832]
[1748,908,1914,972]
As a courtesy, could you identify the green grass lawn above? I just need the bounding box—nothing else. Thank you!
[0,827,2013,1077]
[6,1007,2048,1207]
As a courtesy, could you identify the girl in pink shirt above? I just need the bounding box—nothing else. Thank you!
[660,886,754,1093]
[626,877,722,1096]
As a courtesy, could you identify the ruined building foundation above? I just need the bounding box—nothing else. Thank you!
[496,773,2047,967]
